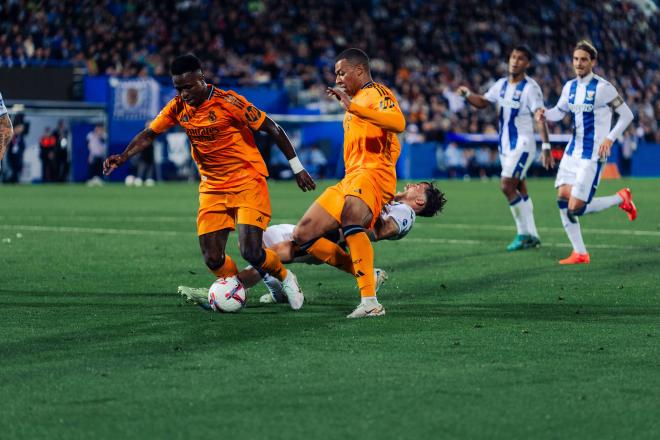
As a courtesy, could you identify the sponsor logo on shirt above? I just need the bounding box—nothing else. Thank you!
[498,98,522,109]
[568,103,594,113]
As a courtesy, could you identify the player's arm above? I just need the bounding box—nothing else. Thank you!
[103,128,158,175]
[371,216,400,241]
[0,113,14,162]
[457,86,491,109]
[529,85,555,169]
[535,113,555,169]
[257,116,316,191]
[599,94,634,159]
[104,100,178,175]
[326,87,405,133]
[538,85,570,123]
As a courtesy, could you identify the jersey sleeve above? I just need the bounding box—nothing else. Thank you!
[599,81,619,106]
[527,82,545,112]
[382,204,416,240]
[0,92,7,116]
[483,79,502,103]
[149,99,179,134]
[545,82,571,121]
[224,91,267,130]
[347,87,406,133]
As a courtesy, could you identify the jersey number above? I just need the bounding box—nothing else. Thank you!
[379,97,395,110]
[244,106,262,123]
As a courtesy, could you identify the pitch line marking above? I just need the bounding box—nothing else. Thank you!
[2,214,659,238]
[1,225,657,251]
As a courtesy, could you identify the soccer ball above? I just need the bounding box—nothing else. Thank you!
[208,277,247,313]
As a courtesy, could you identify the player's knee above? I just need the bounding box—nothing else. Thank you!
[500,180,515,197]
[240,244,263,266]
[204,251,225,271]
[292,224,310,244]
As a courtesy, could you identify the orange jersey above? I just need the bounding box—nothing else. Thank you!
[342,82,404,178]
[149,85,267,192]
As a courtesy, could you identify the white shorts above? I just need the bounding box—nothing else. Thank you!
[554,154,604,202]
[262,224,316,264]
[262,224,295,248]
[500,146,535,179]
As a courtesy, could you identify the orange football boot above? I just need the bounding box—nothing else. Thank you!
[559,251,590,265]
[617,188,637,221]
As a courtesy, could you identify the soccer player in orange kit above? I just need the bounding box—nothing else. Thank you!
[292,48,406,318]
[104,54,316,310]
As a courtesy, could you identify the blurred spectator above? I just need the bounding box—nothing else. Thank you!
[474,147,494,179]
[444,142,467,179]
[0,0,656,142]
[39,127,57,182]
[86,124,106,185]
[54,120,70,182]
[618,126,638,177]
[126,122,156,186]
[269,146,293,180]
[4,123,26,183]
[300,144,328,179]
[404,123,425,144]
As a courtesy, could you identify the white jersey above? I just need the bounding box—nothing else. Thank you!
[0,92,7,116]
[484,76,544,154]
[380,201,415,240]
[553,73,619,161]
[262,202,415,249]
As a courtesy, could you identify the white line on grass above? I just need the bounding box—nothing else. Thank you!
[0,224,191,237]
[418,222,660,237]
[2,216,659,238]
[1,224,658,251]
[404,237,659,251]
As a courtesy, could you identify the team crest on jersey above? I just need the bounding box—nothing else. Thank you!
[569,94,575,101]
[586,91,595,101]
[181,115,189,122]
[208,110,216,122]
[514,90,522,99]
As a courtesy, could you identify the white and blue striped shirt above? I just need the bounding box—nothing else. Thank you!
[484,76,544,154]
[550,73,619,161]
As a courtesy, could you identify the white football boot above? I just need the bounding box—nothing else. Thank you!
[281,270,304,310]
[346,302,386,319]
[178,285,212,310]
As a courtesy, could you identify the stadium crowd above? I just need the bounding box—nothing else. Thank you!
[0,0,658,145]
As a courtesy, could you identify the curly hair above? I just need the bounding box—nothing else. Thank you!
[419,181,447,217]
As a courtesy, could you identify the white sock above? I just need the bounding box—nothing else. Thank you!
[262,274,286,302]
[360,296,380,307]
[520,197,539,238]
[584,194,623,215]
[559,208,587,254]
[509,196,526,235]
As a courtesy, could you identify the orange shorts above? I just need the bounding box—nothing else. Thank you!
[316,170,394,228]
[197,177,271,235]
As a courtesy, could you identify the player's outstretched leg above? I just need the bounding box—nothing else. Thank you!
[616,188,637,221]
[582,188,636,220]
[557,198,590,264]
[506,194,531,251]
[343,225,385,318]
[239,224,303,310]
[178,286,212,310]
[519,195,541,248]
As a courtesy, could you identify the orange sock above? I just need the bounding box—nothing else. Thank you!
[259,248,288,282]
[211,255,238,278]
[307,238,355,275]
[344,230,375,297]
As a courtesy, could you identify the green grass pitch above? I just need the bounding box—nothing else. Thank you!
[1,178,658,439]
